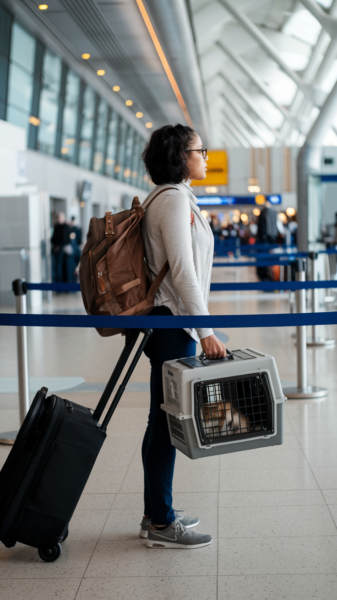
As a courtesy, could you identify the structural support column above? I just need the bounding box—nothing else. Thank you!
[297,76,337,251]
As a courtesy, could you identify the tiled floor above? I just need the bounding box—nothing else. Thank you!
[1,268,337,599]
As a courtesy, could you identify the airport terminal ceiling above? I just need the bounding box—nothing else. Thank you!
[3,0,337,150]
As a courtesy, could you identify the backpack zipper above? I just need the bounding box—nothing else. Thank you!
[98,272,106,293]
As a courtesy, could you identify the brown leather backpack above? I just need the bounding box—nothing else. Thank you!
[79,187,176,336]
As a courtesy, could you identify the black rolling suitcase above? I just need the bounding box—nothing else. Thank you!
[0,328,152,562]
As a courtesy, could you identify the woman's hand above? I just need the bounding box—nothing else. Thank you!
[200,334,227,360]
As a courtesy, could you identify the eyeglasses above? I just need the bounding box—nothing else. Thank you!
[185,148,207,159]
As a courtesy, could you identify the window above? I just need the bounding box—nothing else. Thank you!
[79,86,95,169]
[123,125,134,184]
[115,118,127,180]
[93,98,108,173]
[37,49,62,154]
[60,69,80,162]
[6,22,35,134]
[131,133,141,187]
[104,109,119,177]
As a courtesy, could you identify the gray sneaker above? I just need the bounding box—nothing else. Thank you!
[139,510,199,539]
[146,519,213,549]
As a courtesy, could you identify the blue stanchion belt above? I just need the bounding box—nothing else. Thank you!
[1,312,337,328]
[27,280,337,293]
[213,260,295,267]
[210,280,337,291]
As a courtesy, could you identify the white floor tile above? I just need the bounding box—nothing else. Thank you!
[218,490,325,507]
[218,536,337,575]
[217,574,337,600]
[218,505,337,537]
[77,576,217,600]
[0,579,81,600]
[85,538,217,578]
[219,468,318,491]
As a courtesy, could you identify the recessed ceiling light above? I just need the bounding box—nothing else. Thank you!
[97,69,105,76]
[38,4,48,10]
[61,147,69,154]
[112,85,120,92]
[29,116,40,126]
[82,53,90,60]
[145,122,153,128]
[125,100,133,106]
[136,112,143,118]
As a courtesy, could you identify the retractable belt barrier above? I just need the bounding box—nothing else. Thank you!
[1,312,337,328]
[24,279,337,293]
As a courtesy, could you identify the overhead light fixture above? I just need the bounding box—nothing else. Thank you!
[80,201,85,208]
[124,168,131,177]
[253,208,260,216]
[112,85,120,92]
[97,69,105,76]
[105,158,115,165]
[201,210,209,218]
[241,213,249,223]
[136,112,143,118]
[61,147,69,154]
[205,186,218,193]
[65,138,75,145]
[125,100,133,106]
[82,53,90,60]
[114,165,121,173]
[135,0,193,128]
[145,122,153,129]
[29,116,40,126]
[286,207,296,217]
[232,215,240,223]
[132,171,138,177]
[248,185,260,193]
[38,4,48,9]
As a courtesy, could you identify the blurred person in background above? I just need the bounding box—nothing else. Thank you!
[69,216,82,278]
[256,201,278,281]
[51,212,71,283]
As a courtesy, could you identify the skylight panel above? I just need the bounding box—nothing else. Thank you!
[283,8,322,46]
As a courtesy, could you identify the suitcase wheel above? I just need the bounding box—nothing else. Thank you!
[38,542,62,562]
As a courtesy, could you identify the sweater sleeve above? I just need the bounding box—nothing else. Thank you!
[158,191,213,341]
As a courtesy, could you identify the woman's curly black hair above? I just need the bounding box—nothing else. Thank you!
[142,124,196,185]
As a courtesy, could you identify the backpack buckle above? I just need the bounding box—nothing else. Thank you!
[104,212,114,237]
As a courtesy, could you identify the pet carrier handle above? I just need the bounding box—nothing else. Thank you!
[100,328,153,431]
[93,329,152,423]
[199,349,234,365]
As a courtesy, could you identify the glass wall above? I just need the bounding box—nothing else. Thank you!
[0,3,150,191]
[60,69,80,163]
[6,22,35,134]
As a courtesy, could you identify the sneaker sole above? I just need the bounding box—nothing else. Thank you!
[139,528,148,539]
[146,538,213,549]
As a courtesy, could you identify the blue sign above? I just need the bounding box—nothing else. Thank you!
[196,194,282,206]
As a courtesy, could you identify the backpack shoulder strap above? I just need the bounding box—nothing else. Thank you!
[144,186,179,299]
[144,187,178,211]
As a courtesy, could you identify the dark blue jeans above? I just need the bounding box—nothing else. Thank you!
[142,306,196,525]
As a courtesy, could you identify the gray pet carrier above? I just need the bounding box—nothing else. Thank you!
[161,347,286,459]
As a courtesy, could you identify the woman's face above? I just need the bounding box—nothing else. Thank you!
[185,134,208,181]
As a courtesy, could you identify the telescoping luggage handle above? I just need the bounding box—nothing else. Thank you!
[93,328,153,430]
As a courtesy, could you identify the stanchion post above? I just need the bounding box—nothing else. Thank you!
[0,279,30,445]
[283,259,328,400]
[306,252,335,347]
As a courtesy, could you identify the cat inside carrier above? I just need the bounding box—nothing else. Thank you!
[161,348,286,459]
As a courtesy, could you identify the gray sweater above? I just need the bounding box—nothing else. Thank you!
[142,182,214,343]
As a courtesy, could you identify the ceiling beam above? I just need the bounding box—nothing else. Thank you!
[220,91,269,145]
[218,72,282,141]
[216,0,314,97]
[301,0,337,38]
[222,109,256,146]
[222,129,242,147]
[216,41,291,123]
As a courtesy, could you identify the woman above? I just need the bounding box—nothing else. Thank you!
[139,124,226,549]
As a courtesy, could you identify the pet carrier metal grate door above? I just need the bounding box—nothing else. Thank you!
[195,373,273,446]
